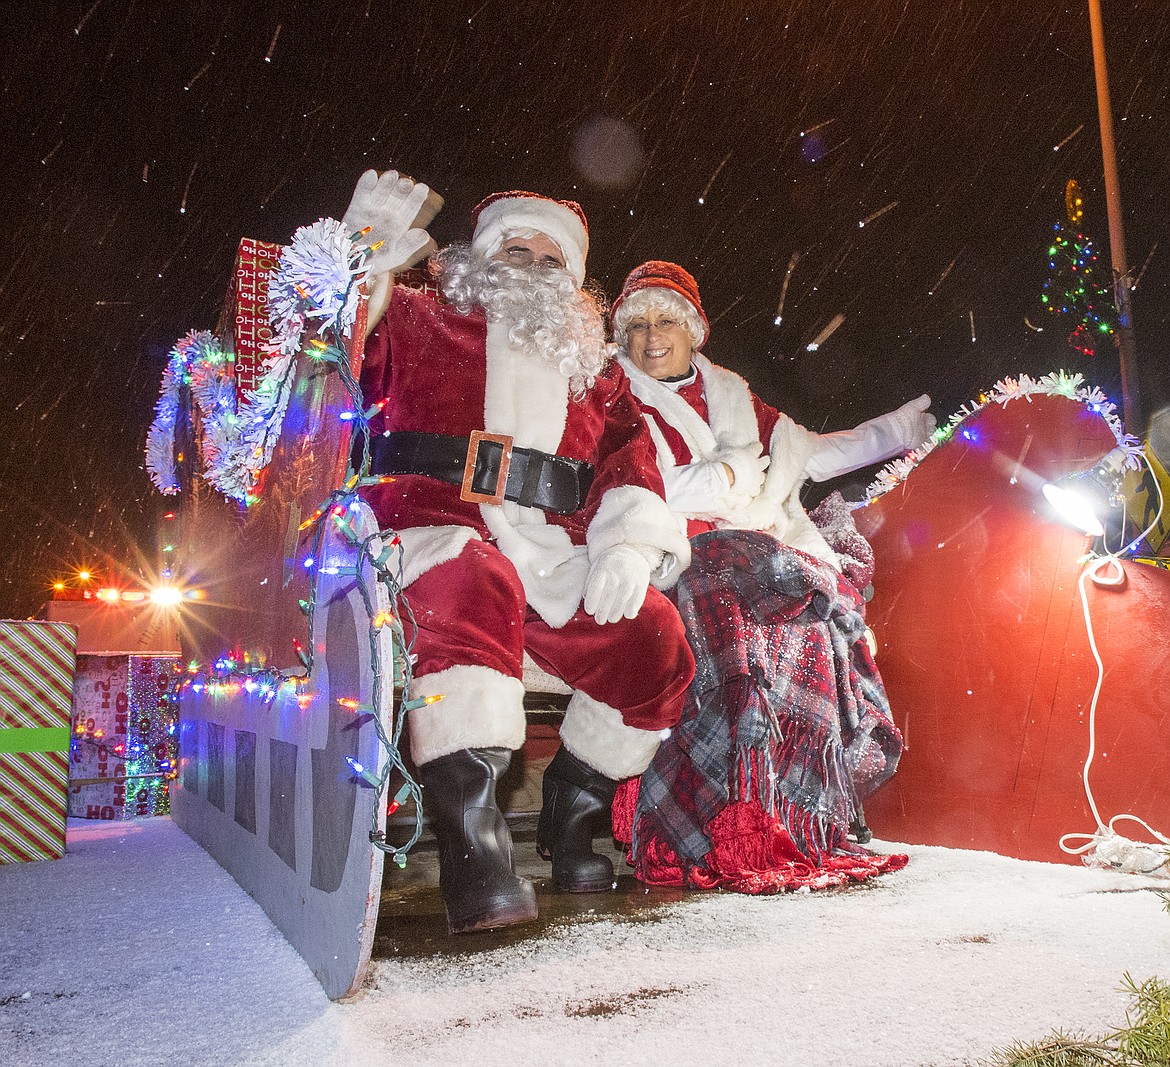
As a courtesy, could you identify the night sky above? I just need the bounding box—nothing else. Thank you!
[4,1,1169,618]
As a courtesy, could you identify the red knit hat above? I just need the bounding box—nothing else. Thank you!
[611,260,710,347]
[470,191,590,285]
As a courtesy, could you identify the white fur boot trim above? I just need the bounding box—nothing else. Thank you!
[408,665,526,767]
[559,690,665,780]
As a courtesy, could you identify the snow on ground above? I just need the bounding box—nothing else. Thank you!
[1,817,1165,1067]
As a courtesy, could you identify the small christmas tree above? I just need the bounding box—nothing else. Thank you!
[1040,180,1117,357]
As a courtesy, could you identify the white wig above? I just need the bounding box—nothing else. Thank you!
[610,287,706,351]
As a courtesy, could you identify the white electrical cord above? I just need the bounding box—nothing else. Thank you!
[1059,451,1170,876]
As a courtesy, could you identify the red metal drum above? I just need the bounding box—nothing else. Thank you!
[855,393,1170,864]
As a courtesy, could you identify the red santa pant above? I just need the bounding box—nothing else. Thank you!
[407,539,694,732]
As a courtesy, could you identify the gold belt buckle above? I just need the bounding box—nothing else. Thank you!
[460,431,513,506]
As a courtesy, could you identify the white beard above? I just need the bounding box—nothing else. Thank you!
[436,244,609,395]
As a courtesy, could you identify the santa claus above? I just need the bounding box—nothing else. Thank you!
[341,172,694,933]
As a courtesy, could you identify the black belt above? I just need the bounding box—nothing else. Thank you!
[363,431,594,515]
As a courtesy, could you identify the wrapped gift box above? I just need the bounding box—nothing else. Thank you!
[68,655,180,820]
[0,620,78,863]
[229,236,283,395]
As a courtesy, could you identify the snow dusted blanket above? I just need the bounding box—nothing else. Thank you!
[614,493,907,894]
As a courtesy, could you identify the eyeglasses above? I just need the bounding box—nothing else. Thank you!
[499,245,565,270]
[626,318,683,334]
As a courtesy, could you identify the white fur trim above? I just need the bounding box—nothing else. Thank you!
[620,353,719,461]
[475,314,592,627]
[408,665,527,766]
[619,352,839,568]
[396,526,480,587]
[695,354,764,453]
[482,319,569,452]
[559,690,664,779]
[586,484,691,589]
[471,197,588,286]
[480,505,590,629]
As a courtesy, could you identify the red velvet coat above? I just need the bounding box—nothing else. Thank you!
[357,283,690,629]
[359,285,664,542]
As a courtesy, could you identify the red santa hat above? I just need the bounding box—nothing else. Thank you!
[611,260,710,348]
[470,191,590,286]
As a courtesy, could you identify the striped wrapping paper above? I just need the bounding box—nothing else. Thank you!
[0,621,78,863]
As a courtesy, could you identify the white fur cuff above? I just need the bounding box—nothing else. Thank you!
[408,665,527,767]
[586,484,692,589]
[559,690,665,780]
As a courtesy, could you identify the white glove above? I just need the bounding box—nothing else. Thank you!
[885,394,936,450]
[805,394,936,481]
[582,545,652,625]
[713,445,769,501]
[341,169,442,276]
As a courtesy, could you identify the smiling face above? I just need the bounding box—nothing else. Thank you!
[624,309,695,379]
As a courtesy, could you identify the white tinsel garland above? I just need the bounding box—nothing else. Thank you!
[864,370,1143,503]
[202,349,298,502]
[145,330,228,495]
[267,217,367,354]
[202,218,367,502]
[147,219,367,503]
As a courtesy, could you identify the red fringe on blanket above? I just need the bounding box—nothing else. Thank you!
[613,779,907,895]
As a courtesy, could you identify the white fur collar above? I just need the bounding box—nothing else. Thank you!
[619,352,838,568]
[483,319,568,456]
[618,352,761,461]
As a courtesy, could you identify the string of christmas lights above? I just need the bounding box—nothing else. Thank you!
[864,370,1143,503]
[1040,220,1117,358]
[157,221,429,866]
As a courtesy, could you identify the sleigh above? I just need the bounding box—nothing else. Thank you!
[164,232,1169,1002]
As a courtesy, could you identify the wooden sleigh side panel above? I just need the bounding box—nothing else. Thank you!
[856,394,1170,864]
[172,330,398,999]
[170,280,573,996]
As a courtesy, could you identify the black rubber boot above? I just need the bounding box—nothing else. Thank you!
[418,748,538,934]
[536,745,619,892]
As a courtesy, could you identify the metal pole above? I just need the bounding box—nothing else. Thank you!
[1088,0,1141,429]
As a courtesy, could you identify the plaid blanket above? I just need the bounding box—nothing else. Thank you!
[617,493,906,893]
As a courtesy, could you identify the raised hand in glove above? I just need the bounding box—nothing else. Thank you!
[805,394,937,481]
[342,169,444,276]
[582,545,652,625]
[886,394,936,450]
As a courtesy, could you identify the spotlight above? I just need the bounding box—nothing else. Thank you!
[1042,447,1129,538]
[1042,483,1105,537]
